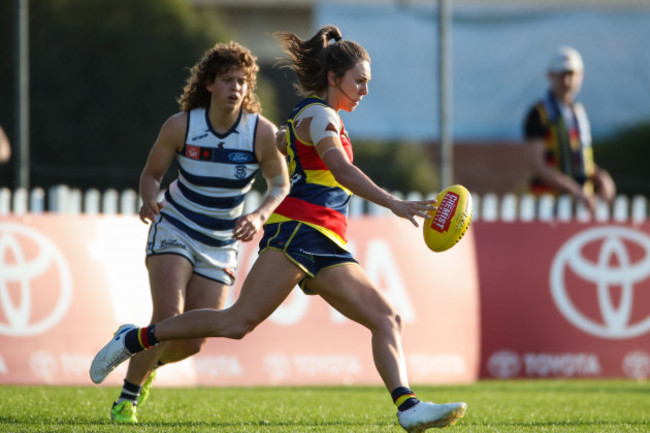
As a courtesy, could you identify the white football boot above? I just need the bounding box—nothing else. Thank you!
[90,324,136,384]
[397,401,467,432]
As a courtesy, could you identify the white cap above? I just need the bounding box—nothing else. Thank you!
[548,46,584,73]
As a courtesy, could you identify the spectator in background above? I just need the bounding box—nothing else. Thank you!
[0,126,10,163]
[523,46,615,212]
[104,42,289,424]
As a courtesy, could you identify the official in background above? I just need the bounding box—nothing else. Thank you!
[523,46,615,212]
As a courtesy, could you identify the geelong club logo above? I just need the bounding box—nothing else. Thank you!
[0,223,73,336]
[550,226,650,339]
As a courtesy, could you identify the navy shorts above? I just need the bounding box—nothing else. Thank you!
[259,221,358,294]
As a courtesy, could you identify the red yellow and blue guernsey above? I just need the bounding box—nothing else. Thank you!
[266,97,353,250]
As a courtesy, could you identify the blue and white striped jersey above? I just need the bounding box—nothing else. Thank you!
[160,108,260,247]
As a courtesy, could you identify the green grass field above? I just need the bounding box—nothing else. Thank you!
[1,380,648,432]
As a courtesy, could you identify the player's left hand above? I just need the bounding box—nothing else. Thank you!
[233,212,263,242]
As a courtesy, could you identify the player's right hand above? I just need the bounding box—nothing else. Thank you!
[139,200,163,224]
[389,198,436,228]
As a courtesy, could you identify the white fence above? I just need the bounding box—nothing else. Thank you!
[0,185,648,222]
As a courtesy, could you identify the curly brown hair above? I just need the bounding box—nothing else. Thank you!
[178,41,261,113]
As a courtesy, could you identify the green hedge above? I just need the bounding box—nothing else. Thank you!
[0,0,229,191]
[593,121,650,197]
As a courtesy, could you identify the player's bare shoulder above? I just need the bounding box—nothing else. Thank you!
[256,115,278,138]
[158,111,188,150]
[254,115,280,159]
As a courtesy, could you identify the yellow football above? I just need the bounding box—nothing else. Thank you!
[423,184,473,252]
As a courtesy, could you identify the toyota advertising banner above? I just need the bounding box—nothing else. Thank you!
[0,215,479,386]
[476,222,650,380]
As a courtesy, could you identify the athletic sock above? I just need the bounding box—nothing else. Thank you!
[391,386,421,411]
[124,325,159,354]
[117,379,141,405]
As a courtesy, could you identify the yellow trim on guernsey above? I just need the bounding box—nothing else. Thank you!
[304,169,352,193]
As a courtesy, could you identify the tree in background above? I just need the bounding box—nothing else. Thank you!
[593,122,650,198]
[1,1,646,198]
[0,0,278,192]
[353,141,439,196]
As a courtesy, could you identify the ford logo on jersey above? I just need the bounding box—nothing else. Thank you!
[228,152,253,163]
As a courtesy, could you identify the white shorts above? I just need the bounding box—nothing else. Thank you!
[146,215,238,285]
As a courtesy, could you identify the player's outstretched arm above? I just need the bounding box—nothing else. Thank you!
[317,137,433,227]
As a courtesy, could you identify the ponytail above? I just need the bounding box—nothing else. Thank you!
[276,25,369,96]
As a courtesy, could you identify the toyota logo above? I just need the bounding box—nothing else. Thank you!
[622,351,650,379]
[0,222,73,336]
[486,350,521,378]
[550,226,650,339]
[264,352,293,384]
